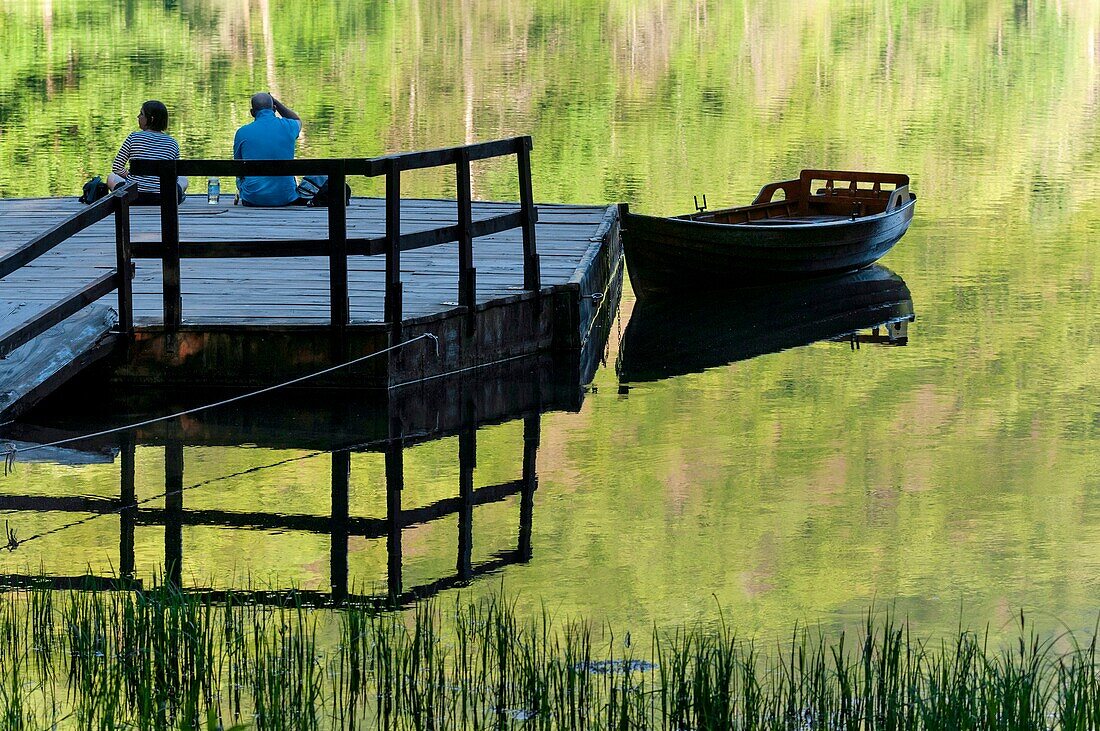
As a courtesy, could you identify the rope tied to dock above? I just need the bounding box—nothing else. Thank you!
[0,333,438,467]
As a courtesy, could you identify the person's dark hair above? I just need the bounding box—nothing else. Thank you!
[250,92,275,116]
[141,100,169,132]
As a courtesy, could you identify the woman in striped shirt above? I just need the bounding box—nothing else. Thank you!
[106,100,189,205]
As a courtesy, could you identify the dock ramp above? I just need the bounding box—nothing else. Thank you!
[0,184,137,420]
[0,304,118,419]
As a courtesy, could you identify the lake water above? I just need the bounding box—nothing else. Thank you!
[1,0,1098,642]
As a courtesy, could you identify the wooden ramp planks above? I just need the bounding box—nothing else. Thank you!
[0,303,118,419]
[0,196,613,325]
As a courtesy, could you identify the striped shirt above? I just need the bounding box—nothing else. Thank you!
[112,130,180,193]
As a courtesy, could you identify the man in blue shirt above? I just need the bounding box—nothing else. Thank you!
[233,93,302,206]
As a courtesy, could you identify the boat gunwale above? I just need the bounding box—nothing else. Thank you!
[662,194,917,231]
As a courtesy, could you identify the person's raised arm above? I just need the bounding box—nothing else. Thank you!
[271,96,301,122]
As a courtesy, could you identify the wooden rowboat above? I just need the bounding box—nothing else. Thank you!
[616,265,913,383]
[620,169,915,297]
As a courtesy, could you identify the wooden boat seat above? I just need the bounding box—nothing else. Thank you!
[688,170,911,225]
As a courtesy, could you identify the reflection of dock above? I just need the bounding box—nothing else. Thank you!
[0,353,590,607]
[0,425,536,607]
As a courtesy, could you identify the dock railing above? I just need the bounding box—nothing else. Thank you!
[130,136,539,337]
[0,181,137,358]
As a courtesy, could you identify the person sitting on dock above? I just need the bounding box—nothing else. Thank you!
[233,93,303,207]
[106,100,188,205]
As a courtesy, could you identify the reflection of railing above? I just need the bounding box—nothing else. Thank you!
[0,415,542,608]
[0,182,137,356]
[130,137,540,338]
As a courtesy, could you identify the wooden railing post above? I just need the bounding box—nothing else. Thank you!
[385,162,403,337]
[327,162,349,331]
[516,137,540,291]
[159,163,182,330]
[456,150,475,314]
[113,188,134,336]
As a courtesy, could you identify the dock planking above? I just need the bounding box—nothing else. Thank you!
[0,196,614,325]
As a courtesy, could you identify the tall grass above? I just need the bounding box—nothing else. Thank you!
[0,583,1097,729]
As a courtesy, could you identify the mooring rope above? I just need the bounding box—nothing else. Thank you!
[0,333,439,466]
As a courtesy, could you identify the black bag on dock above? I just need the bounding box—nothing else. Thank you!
[306,178,352,208]
[78,176,109,204]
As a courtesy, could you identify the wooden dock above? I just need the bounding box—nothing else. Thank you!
[0,138,622,418]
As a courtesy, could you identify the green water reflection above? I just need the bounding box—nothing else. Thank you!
[1,0,1099,640]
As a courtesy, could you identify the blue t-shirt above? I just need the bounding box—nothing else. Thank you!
[233,109,301,206]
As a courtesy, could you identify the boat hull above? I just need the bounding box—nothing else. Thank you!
[621,198,915,297]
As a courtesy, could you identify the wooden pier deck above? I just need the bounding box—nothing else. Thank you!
[0,196,615,325]
[0,138,623,418]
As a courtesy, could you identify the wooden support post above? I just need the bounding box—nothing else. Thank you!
[113,192,134,336]
[457,425,475,580]
[517,137,540,291]
[159,164,182,330]
[119,433,136,578]
[327,163,349,332]
[456,151,476,323]
[330,449,350,604]
[384,420,404,603]
[164,438,184,588]
[385,164,403,339]
[519,414,540,561]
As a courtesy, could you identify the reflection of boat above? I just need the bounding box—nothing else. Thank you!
[617,265,914,383]
[620,170,916,297]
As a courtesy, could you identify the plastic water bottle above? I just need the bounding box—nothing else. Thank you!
[207,177,220,205]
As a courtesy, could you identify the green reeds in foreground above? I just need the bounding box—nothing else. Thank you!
[0,584,1098,730]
